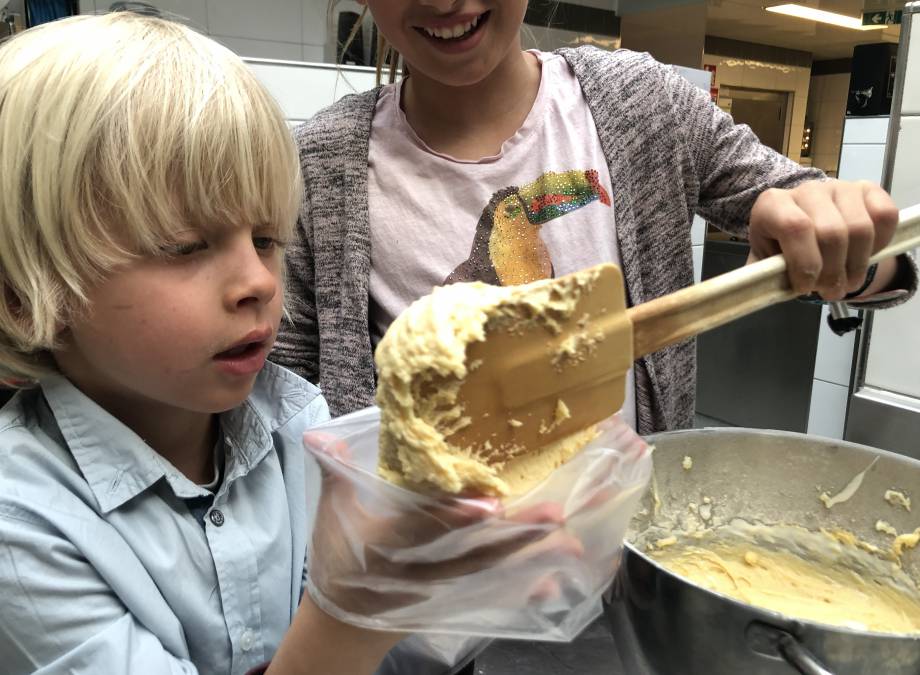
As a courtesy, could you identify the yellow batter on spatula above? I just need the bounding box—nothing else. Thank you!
[374,269,603,497]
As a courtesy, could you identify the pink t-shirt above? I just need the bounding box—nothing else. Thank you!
[367,51,636,429]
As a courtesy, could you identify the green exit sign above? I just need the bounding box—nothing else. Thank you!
[862,10,903,25]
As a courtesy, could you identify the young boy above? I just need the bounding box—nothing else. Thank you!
[1,12,609,675]
[0,12,484,675]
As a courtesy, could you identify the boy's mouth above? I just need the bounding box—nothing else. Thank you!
[215,341,265,360]
[213,327,273,377]
[214,326,273,361]
[415,11,489,43]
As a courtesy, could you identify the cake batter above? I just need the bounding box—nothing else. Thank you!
[375,268,604,496]
[650,524,920,635]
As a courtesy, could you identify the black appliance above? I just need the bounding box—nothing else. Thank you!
[847,42,899,116]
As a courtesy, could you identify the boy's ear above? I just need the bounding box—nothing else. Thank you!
[2,285,28,332]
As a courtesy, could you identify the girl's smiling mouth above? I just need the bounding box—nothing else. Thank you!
[414,11,490,47]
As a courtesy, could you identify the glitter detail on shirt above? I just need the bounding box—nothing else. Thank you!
[445,169,612,286]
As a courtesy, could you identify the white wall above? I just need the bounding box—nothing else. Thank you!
[79,0,329,61]
[244,59,378,125]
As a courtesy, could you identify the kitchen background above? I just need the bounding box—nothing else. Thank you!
[6,0,901,173]
[2,0,918,457]
[2,3,919,674]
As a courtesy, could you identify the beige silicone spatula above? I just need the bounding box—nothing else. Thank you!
[448,204,920,453]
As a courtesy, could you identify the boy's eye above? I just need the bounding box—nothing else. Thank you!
[160,240,208,257]
[253,236,280,251]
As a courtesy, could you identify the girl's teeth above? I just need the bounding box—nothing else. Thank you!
[423,16,479,40]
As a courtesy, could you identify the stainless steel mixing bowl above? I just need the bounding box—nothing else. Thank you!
[604,428,920,675]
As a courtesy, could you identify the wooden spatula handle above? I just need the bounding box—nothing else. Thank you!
[627,203,920,359]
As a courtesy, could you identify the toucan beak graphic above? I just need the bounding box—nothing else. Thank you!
[517,169,611,225]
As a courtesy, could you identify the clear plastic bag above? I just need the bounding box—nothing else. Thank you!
[302,406,651,668]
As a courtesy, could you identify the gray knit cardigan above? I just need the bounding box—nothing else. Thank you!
[271,46,916,435]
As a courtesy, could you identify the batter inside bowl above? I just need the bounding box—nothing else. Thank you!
[645,521,920,635]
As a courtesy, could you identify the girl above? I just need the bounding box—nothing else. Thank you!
[272,0,917,434]
[0,12,591,675]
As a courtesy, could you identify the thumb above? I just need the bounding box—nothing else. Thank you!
[303,431,354,488]
[303,431,352,460]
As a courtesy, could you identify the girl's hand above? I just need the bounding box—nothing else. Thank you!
[748,180,899,300]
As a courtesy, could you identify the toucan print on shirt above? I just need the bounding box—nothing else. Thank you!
[444,169,612,286]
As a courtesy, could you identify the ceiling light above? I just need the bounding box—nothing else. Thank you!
[765,4,887,31]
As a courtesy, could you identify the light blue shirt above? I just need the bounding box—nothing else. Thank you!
[0,363,329,675]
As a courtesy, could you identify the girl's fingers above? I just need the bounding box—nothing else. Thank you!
[832,182,876,291]
[861,181,899,254]
[749,187,822,294]
[792,185,848,299]
[748,180,899,299]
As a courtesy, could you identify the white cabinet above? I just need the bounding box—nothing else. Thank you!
[864,114,920,403]
[845,3,920,457]
[806,116,890,439]
[837,143,888,184]
[807,380,850,439]
[840,116,891,144]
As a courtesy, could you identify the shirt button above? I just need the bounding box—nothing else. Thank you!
[240,629,255,652]
[209,509,225,527]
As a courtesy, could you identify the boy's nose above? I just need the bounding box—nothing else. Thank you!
[225,246,279,310]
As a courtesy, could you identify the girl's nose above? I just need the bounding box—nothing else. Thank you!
[418,0,463,11]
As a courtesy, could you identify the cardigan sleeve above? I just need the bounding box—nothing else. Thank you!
[656,58,825,237]
[657,57,917,306]
[272,155,321,386]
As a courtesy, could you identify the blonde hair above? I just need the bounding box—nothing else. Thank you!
[328,2,401,85]
[0,12,301,384]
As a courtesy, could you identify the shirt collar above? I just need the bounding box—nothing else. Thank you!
[218,362,319,485]
[41,362,316,513]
